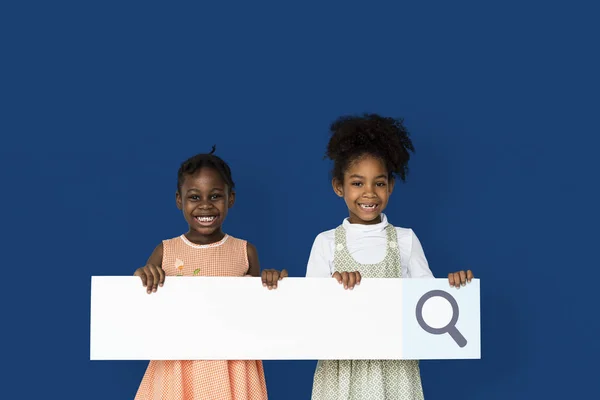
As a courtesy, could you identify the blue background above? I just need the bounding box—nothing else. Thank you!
[2,1,598,399]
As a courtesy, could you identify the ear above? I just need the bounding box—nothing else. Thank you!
[228,190,236,209]
[175,191,183,210]
[388,176,395,195]
[332,178,344,197]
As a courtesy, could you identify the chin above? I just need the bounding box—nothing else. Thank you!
[194,226,222,235]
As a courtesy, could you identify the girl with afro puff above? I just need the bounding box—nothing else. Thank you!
[306,113,475,400]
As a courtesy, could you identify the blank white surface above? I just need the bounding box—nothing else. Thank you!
[90,277,480,360]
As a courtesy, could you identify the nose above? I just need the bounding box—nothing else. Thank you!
[362,184,377,197]
[197,199,213,209]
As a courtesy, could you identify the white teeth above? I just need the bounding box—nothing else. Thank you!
[360,204,377,209]
[197,216,216,222]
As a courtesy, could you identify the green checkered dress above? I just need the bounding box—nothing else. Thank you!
[311,224,425,400]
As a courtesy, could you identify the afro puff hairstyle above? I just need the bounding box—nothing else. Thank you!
[325,113,415,182]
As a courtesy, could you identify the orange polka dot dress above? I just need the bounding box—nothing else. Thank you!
[134,234,268,400]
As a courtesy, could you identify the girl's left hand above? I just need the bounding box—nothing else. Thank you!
[261,269,288,290]
[448,270,474,289]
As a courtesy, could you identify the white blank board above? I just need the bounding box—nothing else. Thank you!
[90,277,480,360]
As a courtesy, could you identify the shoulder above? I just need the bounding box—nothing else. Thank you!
[161,235,186,246]
[313,228,336,244]
[221,235,253,267]
[223,234,251,249]
[223,234,246,246]
[393,226,415,241]
[309,228,337,254]
[391,226,419,252]
[162,235,180,243]
[307,229,338,264]
[220,234,249,256]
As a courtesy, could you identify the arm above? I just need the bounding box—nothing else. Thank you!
[147,242,164,267]
[305,234,334,278]
[305,234,360,289]
[407,230,435,279]
[246,242,260,277]
[249,241,288,289]
[134,242,165,293]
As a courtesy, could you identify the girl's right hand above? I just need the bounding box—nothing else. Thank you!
[134,264,166,294]
[333,271,361,290]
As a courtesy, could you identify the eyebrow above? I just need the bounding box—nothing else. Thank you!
[349,174,388,179]
[186,187,225,193]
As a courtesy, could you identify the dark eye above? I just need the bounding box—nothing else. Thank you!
[376,182,386,187]
[352,182,363,187]
[210,194,222,200]
[189,195,200,200]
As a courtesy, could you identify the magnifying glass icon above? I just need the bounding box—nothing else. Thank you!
[415,290,467,348]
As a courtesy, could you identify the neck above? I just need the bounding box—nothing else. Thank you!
[184,229,226,245]
[348,214,382,225]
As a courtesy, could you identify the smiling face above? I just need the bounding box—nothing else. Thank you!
[333,155,395,225]
[176,167,235,244]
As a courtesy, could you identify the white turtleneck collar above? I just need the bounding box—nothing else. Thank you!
[341,213,389,233]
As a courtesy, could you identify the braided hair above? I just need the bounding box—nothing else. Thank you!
[177,145,235,192]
